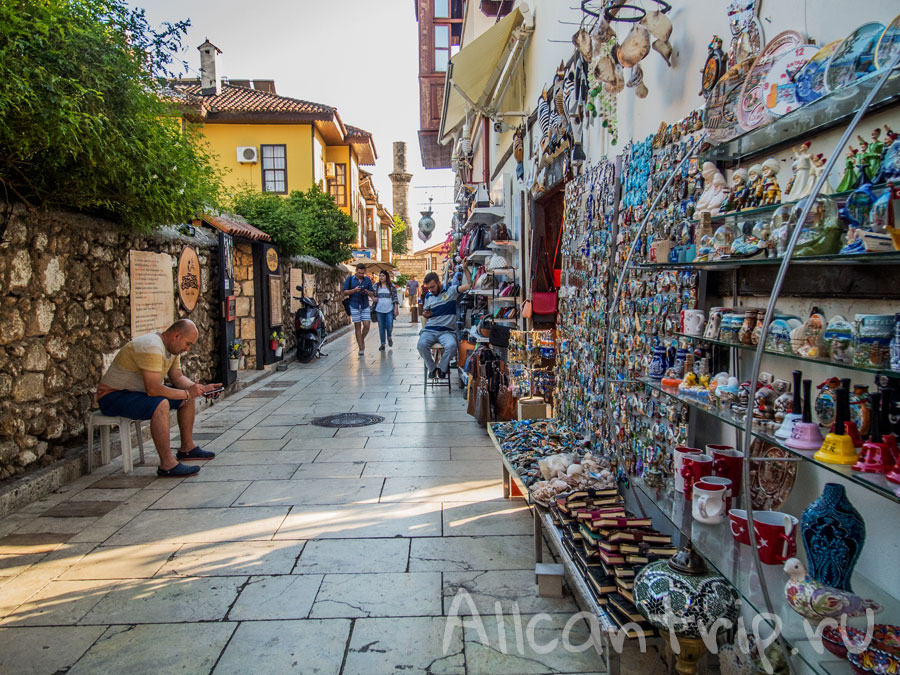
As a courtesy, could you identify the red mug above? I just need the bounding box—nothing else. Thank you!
[728,509,798,565]
[680,453,713,499]
[710,445,742,498]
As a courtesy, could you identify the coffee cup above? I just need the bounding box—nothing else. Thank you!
[709,445,743,497]
[683,309,707,336]
[728,509,798,565]
[699,475,733,510]
[692,480,727,524]
[673,446,702,493]
[680,453,713,499]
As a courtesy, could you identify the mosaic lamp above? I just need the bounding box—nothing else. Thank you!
[633,543,740,675]
[417,198,436,243]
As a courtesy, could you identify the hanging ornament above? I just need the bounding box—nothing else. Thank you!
[417,197,436,243]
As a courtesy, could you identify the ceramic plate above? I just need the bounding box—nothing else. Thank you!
[875,13,900,70]
[737,31,804,131]
[825,22,884,91]
[762,45,820,116]
[729,15,764,68]
[795,40,841,103]
[704,60,753,144]
[748,439,797,510]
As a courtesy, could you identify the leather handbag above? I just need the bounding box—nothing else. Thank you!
[474,365,492,427]
[532,244,558,319]
[342,297,352,316]
[485,254,508,271]
[487,318,511,349]
[490,222,509,242]
[496,367,517,420]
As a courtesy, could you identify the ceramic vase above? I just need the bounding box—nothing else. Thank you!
[800,483,865,592]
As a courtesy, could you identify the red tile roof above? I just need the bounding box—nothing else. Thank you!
[195,213,272,242]
[171,82,335,118]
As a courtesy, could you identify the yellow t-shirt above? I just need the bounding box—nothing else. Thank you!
[97,333,180,399]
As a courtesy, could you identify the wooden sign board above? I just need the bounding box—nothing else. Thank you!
[269,275,283,326]
[177,246,201,312]
[130,250,174,337]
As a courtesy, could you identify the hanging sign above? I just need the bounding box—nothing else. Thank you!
[177,246,201,312]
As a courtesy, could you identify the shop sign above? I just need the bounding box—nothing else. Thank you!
[177,246,201,312]
[129,250,174,337]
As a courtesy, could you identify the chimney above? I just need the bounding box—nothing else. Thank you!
[198,39,222,96]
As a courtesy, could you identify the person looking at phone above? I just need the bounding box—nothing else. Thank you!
[96,319,222,477]
[342,262,376,356]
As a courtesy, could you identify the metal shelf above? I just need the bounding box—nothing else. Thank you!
[489,240,519,249]
[637,251,900,271]
[639,377,900,504]
[466,250,494,262]
[671,331,900,379]
[702,70,900,163]
[465,206,505,227]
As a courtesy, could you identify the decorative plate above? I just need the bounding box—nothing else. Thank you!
[704,60,753,144]
[875,13,900,70]
[737,31,804,132]
[762,45,820,116]
[795,40,841,103]
[729,16,764,68]
[825,22,885,92]
[748,439,797,510]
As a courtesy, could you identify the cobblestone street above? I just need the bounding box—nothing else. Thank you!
[0,314,631,674]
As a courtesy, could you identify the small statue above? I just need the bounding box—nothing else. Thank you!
[811,153,833,193]
[784,558,882,623]
[862,128,884,182]
[725,168,750,211]
[836,146,861,192]
[760,158,782,206]
[885,124,898,147]
[784,143,815,202]
[747,163,764,208]
[695,161,729,215]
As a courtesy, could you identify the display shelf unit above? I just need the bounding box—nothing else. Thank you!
[671,331,900,379]
[702,70,900,163]
[489,240,519,250]
[466,250,494,263]
[626,476,896,675]
[465,206,505,227]
[637,250,900,271]
[639,376,900,504]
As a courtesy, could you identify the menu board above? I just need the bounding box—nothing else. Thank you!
[269,275,283,326]
[130,250,174,337]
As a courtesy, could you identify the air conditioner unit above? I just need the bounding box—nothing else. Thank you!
[325,162,336,179]
[236,146,258,163]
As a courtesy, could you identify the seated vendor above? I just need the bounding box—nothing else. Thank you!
[417,264,471,379]
[96,319,222,477]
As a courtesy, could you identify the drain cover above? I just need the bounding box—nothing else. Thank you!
[311,413,385,428]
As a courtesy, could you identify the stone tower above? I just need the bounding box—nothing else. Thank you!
[389,142,413,242]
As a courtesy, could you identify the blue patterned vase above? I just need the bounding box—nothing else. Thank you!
[649,344,667,380]
[800,483,865,592]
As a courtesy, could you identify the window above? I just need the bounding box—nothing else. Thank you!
[432,0,462,73]
[380,228,389,251]
[434,25,450,72]
[261,145,287,193]
[327,163,347,206]
[434,0,449,18]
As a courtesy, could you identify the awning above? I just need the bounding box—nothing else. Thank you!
[195,212,272,242]
[439,5,533,143]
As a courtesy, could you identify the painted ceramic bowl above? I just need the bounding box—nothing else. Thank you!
[822,625,866,659]
[873,626,900,657]
[848,648,900,675]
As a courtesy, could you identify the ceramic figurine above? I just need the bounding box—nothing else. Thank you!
[513,126,525,181]
[760,158,782,206]
[783,558,882,622]
[862,128,884,182]
[785,143,816,202]
[811,153,833,193]
[794,194,844,257]
[801,483,865,592]
[790,310,825,357]
[747,163,764,208]
[725,168,750,212]
[836,146,861,192]
[695,161,729,215]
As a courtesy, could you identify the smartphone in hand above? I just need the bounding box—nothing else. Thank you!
[203,387,225,399]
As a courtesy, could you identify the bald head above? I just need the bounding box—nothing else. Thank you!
[163,319,198,355]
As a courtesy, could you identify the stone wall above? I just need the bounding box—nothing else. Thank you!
[0,206,220,479]
[279,256,350,350]
[232,242,256,368]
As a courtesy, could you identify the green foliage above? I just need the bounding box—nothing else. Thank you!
[230,185,357,265]
[391,214,409,255]
[395,273,410,289]
[0,0,223,229]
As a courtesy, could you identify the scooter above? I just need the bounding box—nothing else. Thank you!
[293,285,327,363]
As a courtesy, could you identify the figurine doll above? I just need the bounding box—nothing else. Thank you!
[811,153,833,193]
[761,158,782,206]
[747,163,764,208]
[695,161,729,215]
[862,128,884,182]
[785,143,815,202]
[725,168,750,212]
[836,146,861,192]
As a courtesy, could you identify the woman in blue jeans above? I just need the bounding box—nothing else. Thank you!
[373,270,399,350]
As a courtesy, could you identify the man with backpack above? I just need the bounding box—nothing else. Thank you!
[343,263,375,356]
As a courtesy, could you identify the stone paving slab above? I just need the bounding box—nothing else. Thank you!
[380,478,504,503]
[311,572,442,618]
[293,538,409,575]
[234,478,383,507]
[41,500,122,518]
[0,625,108,675]
[443,570,578,616]
[58,543,182,580]
[227,573,323,620]
[157,540,304,577]
[273,502,442,540]
[343,616,466,675]
[147,481,250,509]
[104,506,290,545]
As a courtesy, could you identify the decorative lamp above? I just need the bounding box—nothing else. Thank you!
[417,198,436,243]
[634,543,740,675]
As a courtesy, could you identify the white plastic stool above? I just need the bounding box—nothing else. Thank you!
[86,412,146,474]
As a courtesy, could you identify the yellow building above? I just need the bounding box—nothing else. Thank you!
[171,40,384,242]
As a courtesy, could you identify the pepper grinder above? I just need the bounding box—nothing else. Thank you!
[787,379,825,451]
[775,370,803,439]
[839,378,863,448]
[853,393,894,473]
[815,388,859,465]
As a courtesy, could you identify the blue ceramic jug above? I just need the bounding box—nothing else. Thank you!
[649,344,667,380]
[800,483,864,592]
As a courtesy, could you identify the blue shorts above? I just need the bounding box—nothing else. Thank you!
[350,306,371,323]
[99,390,184,420]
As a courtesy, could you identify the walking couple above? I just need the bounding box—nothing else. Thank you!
[342,263,399,355]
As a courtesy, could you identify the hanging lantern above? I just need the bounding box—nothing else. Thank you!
[417,197,436,243]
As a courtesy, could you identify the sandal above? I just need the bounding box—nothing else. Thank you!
[157,462,200,477]
[176,447,216,460]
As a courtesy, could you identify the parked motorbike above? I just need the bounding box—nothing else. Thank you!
[293,286,327,363]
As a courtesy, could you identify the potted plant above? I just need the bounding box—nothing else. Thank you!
[270,329,285,357]
[228,340,243,371]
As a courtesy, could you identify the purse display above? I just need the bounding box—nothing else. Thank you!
[490,222,509,242]
[474,364,492,426]
[485,253,508,271]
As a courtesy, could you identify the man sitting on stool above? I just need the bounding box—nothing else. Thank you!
[417,264,471,379]
[96,319,222,477]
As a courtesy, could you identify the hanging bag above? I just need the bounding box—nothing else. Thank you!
[532,242,558,319]
[474,364,492,427]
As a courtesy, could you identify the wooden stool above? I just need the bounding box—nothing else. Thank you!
[424,346,454,394]
[86,411,146,474]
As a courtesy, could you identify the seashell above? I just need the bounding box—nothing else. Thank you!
[626,64,643,88]
[573,28,592,61]
[603,65,625,94]
[592,52,616,85]
[636,82,649,98]
[641,10,672,42]
[566,463,583,476]
[653,39,673,66]
[590,17,614,53]
[618,23,651,68]
[551,478,569,491]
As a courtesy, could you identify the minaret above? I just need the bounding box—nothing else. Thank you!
[388,142,413,243]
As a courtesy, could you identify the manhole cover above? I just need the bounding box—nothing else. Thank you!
[311,413,385,428]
